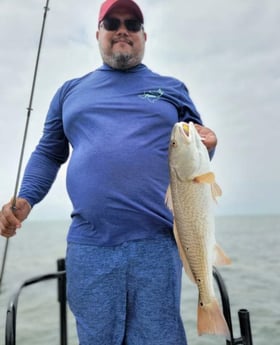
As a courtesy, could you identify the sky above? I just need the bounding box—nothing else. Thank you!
[0,0,279,219]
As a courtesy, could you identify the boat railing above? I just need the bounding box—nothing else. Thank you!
[213,266,253,345]
[5,259,67,345]
[4,260,253,345]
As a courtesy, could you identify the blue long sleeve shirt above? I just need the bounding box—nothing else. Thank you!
[19,63,204,246]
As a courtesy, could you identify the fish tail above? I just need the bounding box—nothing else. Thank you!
[197,298,230,337]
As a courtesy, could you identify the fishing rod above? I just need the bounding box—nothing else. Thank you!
[0,0,51,290]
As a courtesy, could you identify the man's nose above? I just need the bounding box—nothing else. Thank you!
[116,21,129,33]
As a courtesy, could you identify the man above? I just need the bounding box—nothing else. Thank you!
[0,0,217,344]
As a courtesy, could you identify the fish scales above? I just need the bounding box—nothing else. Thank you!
[166,121,231,337]
[170,172,215,306]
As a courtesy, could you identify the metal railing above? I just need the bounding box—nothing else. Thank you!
[5,261,253,345]
[5,259,67,345]
[213,266,253,345]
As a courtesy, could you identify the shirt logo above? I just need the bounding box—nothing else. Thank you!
[139,88,164,103]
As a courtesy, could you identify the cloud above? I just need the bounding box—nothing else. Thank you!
[0,0,279,218]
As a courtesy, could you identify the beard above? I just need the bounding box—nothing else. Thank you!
[100,48,145,70]
[108,52,136,70]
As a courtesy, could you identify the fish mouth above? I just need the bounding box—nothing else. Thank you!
[170,122,195,147]
[178,122,192,142]
[182,123,189,134]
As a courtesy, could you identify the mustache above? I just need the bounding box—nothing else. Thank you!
[112,37,133,46]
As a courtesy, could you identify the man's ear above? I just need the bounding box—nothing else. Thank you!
[96,31,99,40]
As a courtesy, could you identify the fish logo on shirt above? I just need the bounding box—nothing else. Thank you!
[139,88,164,103]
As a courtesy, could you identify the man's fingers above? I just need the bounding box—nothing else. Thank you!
[0,203,21,238]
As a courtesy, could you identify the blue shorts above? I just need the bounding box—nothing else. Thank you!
[66,236,187,345]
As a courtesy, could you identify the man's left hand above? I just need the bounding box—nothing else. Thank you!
[194,124,217,151]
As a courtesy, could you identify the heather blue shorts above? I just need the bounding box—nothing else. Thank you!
[66,236,187,345]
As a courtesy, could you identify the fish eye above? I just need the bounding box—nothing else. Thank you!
[171,140,177,148]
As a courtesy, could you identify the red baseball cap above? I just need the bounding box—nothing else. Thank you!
[98,0,144,24]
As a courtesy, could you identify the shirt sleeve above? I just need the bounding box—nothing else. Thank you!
[18,87,70,207]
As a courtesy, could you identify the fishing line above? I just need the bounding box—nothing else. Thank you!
[0,0,51,289]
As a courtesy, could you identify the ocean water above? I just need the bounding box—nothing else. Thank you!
[0,215,279,345]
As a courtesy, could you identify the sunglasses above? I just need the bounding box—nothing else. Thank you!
[101,17,143,33]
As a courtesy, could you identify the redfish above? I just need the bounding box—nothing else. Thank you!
[165,121,231,337]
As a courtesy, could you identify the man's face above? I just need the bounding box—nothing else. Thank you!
[96,8,147,70]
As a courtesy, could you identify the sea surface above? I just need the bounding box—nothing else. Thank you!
[0,215,279,345]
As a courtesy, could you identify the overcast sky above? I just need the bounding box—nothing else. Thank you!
[0,0,279,219]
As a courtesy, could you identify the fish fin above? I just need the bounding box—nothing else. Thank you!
[193,173,222,202]
[165,184,174,213]
[214,243,231,266]
[211,182,223,202]
[193,172,216,184]
[173,220,196,284]
[197,298,230,337]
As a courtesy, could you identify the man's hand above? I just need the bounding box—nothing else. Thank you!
[0,198,31,238]
[194,124,217,151]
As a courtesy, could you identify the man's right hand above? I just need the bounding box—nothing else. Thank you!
[0,198,31,238]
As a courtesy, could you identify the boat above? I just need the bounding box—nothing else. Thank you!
[4,258,253,345]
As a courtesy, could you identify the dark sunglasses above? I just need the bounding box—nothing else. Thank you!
[101,17,143,33]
